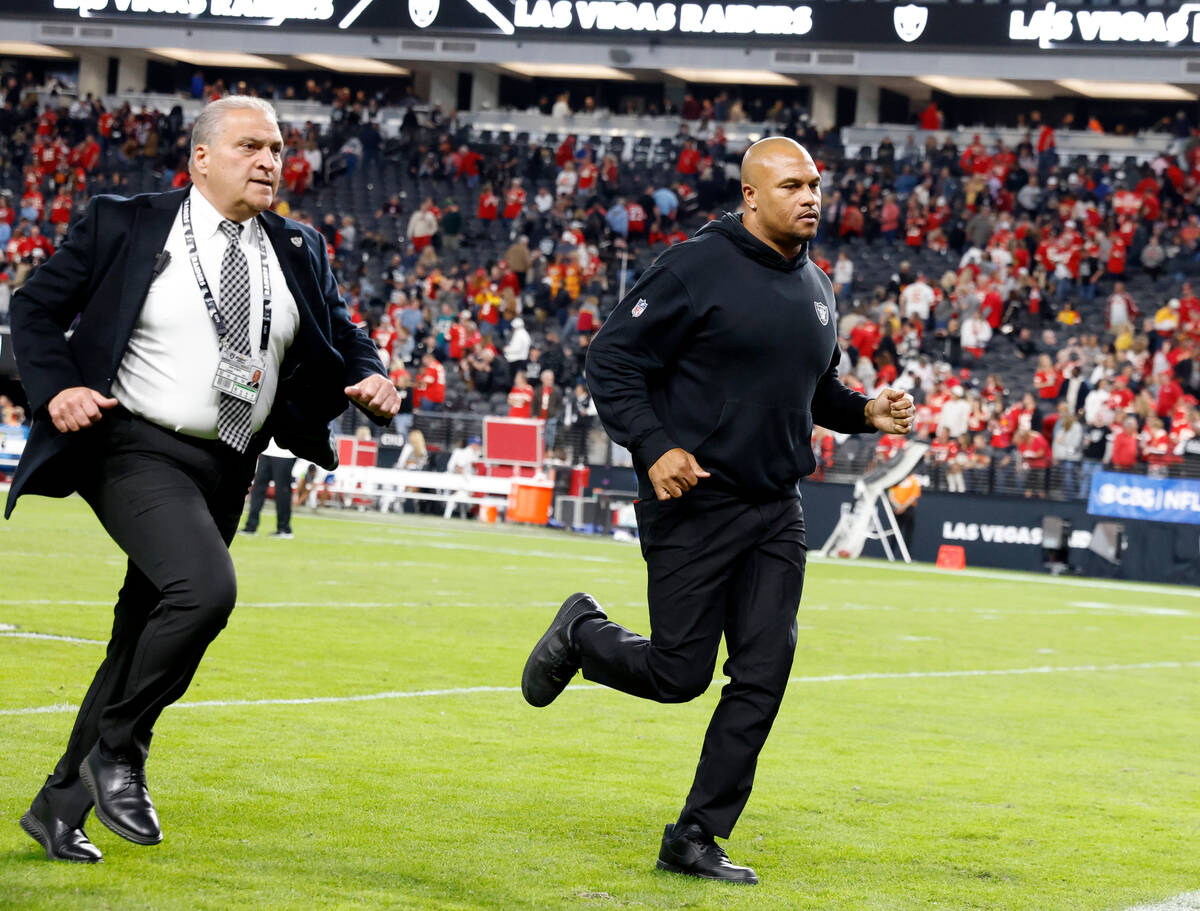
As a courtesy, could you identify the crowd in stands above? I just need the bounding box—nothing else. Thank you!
[3,69,1200,497]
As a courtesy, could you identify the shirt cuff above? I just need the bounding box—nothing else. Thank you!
[635,428,678,470]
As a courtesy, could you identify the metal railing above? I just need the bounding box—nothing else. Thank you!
[340,405,1200,503]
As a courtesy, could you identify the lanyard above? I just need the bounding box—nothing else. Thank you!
[180,196,273,354]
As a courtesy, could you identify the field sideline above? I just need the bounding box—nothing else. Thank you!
[1,497,1197,911]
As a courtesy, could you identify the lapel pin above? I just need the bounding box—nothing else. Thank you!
[290,236,303,247]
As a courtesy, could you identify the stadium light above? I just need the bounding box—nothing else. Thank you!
[663,68,798,86]
[915,75,1031,97]
[1056,79,1197,101]
[0,42,72,58]
[149,49,286,70]
[499,63,635,80]
[294,54,409,75]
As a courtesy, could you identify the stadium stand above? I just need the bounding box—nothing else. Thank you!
[3,69,1200,505]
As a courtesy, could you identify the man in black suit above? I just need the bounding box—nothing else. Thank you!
[8,97,399,863]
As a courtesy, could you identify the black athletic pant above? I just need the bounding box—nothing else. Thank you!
[37,410,258,828]
[243,454,297,533]
[576,493,806,839]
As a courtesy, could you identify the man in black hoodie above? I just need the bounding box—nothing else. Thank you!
[522,138,914,883]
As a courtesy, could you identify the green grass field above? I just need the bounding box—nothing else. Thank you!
[0,497,1197,911]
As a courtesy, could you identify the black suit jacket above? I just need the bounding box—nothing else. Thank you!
[6,187,385,518]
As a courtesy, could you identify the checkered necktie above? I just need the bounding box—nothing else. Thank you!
[217,220,253,452]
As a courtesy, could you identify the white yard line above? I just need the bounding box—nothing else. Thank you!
[0,661,1194,718]
[808,555,1200,599]
[1067,601,1195,617]
[1122,891,1200,911]
[0,631,105,645]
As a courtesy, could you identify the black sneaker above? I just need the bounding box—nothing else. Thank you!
[656,823,758,884]
[520,592,605,707]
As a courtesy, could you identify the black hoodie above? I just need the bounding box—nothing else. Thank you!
[586,212,873,502]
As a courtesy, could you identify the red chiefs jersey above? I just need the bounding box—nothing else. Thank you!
[507,383,534,418]
[448,323,469,360]
[577,162,598,191]
[626,202,646,233]
[676,147,700,174]
[1113,190,1140,218]
[1019,432,1050,468]
[503,186,526,219]
[21,190,44,218]
[876,433,908,462]
[49,193,72,225]
[1035,368,1061,400]
[930,438,959,463]
[477,191,498,220]
[417,362,446,404]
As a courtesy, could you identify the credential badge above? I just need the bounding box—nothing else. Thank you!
[814,301,829,326]
[632,298,648,318]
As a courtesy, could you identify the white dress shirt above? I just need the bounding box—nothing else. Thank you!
[113,187,300,439]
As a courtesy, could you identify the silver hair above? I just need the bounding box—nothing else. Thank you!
[189,96,278,166]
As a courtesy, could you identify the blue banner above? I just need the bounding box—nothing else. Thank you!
[1087,471,1200,525]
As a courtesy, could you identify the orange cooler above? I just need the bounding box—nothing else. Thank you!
[508,483,554,525]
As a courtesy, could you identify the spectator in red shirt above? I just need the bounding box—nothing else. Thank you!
[372,315,397,360]
[503,178,527,221]
[415,354,446,411]
[850,319,880,363]
[810,426,835,481]
[576,154,598,196]
[49,190,73,226]
[282,150,312,195]
[507,370,534,417]
[1109,417,1140,470]
[1035,113,1056,180]
[676,140,700,177]
[1016,427,1051,496]
[20,188,44,222]
[20,224,54,261]
[918,101,942,131]
[1141,416,1177,474]
[1033,354,1061,401]
[626,199,647,237]
[76,134,101,173]
[477,182,499,231]
[457,145,483,186]
[1156,372,1184,419]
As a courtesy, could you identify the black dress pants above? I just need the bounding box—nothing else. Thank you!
[37,410,258,828]
[243,454,297,533]
[576,493,806,839]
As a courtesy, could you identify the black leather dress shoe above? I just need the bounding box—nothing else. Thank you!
[521,592,606,707]
[19,799,102,863]
[656,823,758,884]
[78,745,162,846]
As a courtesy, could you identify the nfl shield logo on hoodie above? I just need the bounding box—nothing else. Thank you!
[632,298,648,318]
[814,301,829,325]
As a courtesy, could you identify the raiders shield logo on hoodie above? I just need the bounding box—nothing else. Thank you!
[814,301,829,325]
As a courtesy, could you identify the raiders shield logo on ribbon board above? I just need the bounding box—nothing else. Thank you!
[409,0,440,28]
[632,298,648,318]
[814,301,829,325]
[893,3,928,42]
